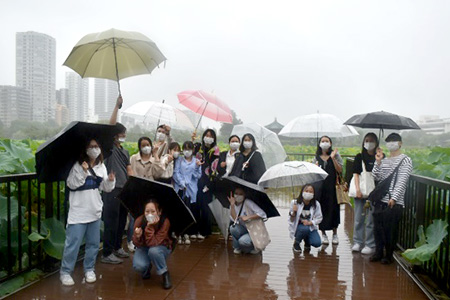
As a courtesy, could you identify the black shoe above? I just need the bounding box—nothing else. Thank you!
[304,242,311,251]
[162,271,172,289]
[370,254,382,262]
[142,266,151,280]
[381,257,393,265]
[292,242,302,253]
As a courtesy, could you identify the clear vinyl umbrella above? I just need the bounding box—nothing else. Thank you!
[231,122,287,169]
[208,198,230,243]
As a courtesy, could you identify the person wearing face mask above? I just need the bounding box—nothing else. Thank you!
[351,133,379,255]
[217,135,241,178]
[159,142,181,184]
[288,184,323,253]
[60,139,116,286]
[229,133,266,184]
[102,96,134,265]
[228,187,267,254]
[312,135,343,245]
[153,124,174,159]
[173,141,203,244]
[370,133,413,265]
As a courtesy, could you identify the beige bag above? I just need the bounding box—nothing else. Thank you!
[336,173,351,205]
[246,217,271,251]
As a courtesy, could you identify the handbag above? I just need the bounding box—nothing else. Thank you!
[348,161,375,198]
[368,157,406,205]
[336,173,351,205]
[246,218,271,251]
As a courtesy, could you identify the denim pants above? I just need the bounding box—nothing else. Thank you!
[133,246,171,275]
[294,223,322,247]
[102,188,127,256]
[60,219,101,275]
[230,223,254,253]
[353,198,375,248]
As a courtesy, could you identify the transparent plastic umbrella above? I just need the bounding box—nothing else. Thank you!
[208,198,230,243]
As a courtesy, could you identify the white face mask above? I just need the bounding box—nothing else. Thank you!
[302,192,314,201]
[203,136,214,145]
[117,137,126,143]
[234,195,245,203]
[243,141,253,149]
[386,141,400,152]
[156,132,166,142]
[141,146,152,155]
[230,142,240,151]
[364,142,376,151]
[183,150,193,158]
[86,147,101,160]
[320,142,331,150]
[146,213,156,223]
[173,151,180,159]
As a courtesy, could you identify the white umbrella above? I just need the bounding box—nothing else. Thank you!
[258,161,328,198]
[208,198,230,243]
[278,113,359,138]
[231,122,287,169]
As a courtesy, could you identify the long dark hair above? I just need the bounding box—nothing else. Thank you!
[138,137,153,155]
[78,138,103,166]
[201,129,217,149]
[296,184,317,208]
[239,133,258,153]
[361,132,379,156]
[141,198,166,231]
[315,135,333,158]
[228,135,240,143]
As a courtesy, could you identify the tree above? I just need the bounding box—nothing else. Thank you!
[218,110,243,142]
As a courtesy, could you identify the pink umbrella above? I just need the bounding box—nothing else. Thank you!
[177,90,233,130]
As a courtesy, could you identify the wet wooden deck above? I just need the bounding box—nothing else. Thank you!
[9,207,428,300]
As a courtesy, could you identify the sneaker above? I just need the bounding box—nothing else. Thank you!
[85,271,96,283]
[101,253,123,264]
[332,234,339,245]
[183,234,191,245]
[178,236,184,245]
[292,242,302,253]
[190,234,197,240]
[60,274,75,286]
[250,249,260,255]
[352,243,361,252]
[127,241,136,253]
[361,246,375,255]
[114,248,130,258]
[196,234,205,240]
[322,234,329,244]
[369,254,382,262]
[233,248,242,254]
[304,243,311,251]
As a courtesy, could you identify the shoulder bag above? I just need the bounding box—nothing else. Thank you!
[348,161,375,198]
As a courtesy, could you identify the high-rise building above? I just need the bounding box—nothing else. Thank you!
[16,31,56,123]
[0,85,31,126]
[94,79,118,121]
[65,72,89,122]
[55,104,69,126]
[56,88,69,107]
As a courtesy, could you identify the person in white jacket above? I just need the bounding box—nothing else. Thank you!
[288,184,323,253]
[60,139,116,286]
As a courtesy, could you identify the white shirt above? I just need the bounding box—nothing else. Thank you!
[66,162,115,224]
[224,150,238,176]
[230,199,267,226]
[288,200,323,239]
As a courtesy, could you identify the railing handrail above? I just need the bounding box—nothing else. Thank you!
[409,173,450,189]
[0,172,37,182]
[285,152,356,158]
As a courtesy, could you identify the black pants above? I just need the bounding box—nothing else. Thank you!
[196,189,213,236]
[178,190,200,235]
[102,188,127,257]
[372,203,403,259]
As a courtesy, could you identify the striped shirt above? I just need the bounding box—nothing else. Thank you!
[372,154,413,207]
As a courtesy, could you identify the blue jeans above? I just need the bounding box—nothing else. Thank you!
[230,223,254,253]
[294,223,322,247]
[133,246,171,275]
[60,219,101,275]
[353,198,375,248]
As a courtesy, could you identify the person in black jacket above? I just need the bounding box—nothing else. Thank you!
[217,135,240,178]
[229,133,266,184]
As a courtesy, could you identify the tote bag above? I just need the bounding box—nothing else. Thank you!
[336,173,351,205]
[349,161,375,198]
[245,214,271,251]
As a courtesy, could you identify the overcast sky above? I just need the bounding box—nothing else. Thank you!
[1,0,450,127]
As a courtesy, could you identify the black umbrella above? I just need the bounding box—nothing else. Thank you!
[118,176,196,235]
[344,111,421,130]
[214,176,280,218]
[35,121,118,183]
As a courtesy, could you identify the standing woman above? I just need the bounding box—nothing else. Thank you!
[153,124,174,159]
[230,133,266,184]
[60,139,116,286]
[351,133,378,255]
[312,136,343,245]
[159,142,181,184]
[217,135,240,178]
[196,129,220,238]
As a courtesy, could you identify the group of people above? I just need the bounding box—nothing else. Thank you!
[58,96,413,290]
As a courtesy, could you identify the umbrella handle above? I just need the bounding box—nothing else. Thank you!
[112,37,122,109]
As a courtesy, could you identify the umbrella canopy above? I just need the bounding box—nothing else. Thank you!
[177,90,233,129]
[344,111,421,130]
[208,198,230,242]
[279,113,359,138]
[258,161,328,189]
[35,122,117,183]
[214,176,280,218]
[119,176,196,235]
[231,122,286,169]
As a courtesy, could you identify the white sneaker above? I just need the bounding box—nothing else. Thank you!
[85,271,96,283]
[196,234,205,240]
[233,248,242,254]
[332,234,339,245]
[183,234,191,245]
[352,243,361,252]
[361,246,375,255]
[190,234,197,240]
[322,234,329,244]
[60,274,75,286]
[250,249,260,255]
[127,241,136,253]
[178,236,184,244]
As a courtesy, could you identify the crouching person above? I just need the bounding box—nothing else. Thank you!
[132,199,172,289]
[289,184,323,253]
